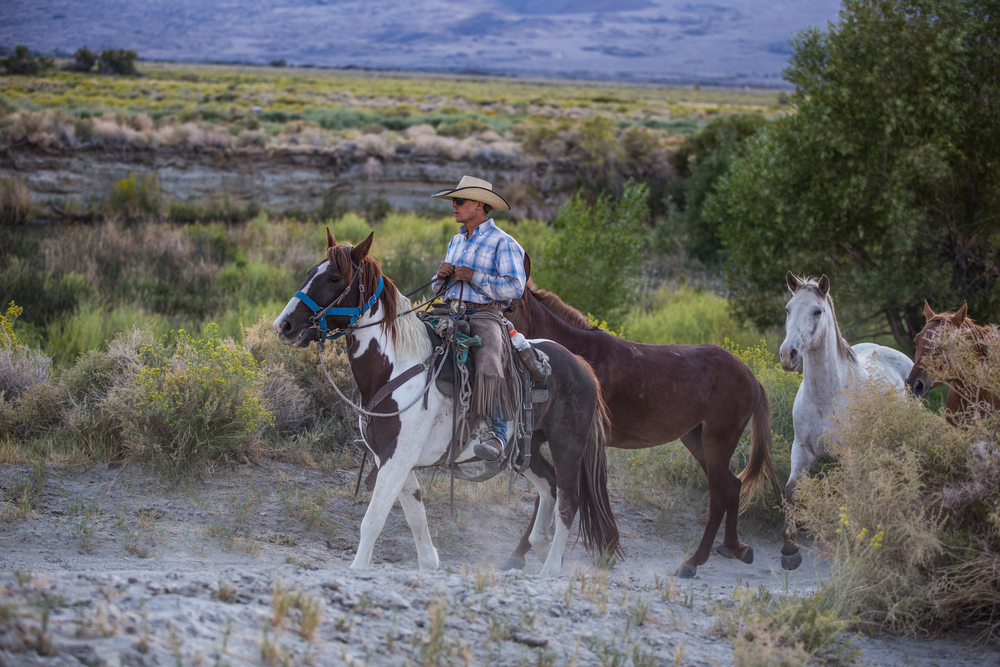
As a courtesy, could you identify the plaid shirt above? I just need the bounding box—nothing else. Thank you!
[431,219,526,305]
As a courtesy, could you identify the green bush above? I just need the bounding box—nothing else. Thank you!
[0,259,93,329]
[0,45,53,76]
[535,182,648,329]
[624,285,773,350]
[98,49,138,76]
[70,46,97,72]
[115,324,273,477]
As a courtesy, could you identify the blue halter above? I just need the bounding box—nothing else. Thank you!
[295,275,385,341]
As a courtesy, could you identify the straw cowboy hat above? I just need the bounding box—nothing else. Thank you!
[431,175,510,212]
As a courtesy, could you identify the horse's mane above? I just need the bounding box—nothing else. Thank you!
[527,280,599,331]
[797,276,858,365]
[327,244,428,360]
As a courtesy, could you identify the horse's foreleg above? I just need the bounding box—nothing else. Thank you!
[501,497,539,571]
[352,459,414,570]
[781,440,815,571]
[397,471,438,571]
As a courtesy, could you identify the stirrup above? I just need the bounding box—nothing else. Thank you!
[474,435,503,462]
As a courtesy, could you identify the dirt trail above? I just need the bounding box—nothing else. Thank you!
[1,461,995,666]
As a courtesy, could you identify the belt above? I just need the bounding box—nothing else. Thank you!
[463,300,500,310]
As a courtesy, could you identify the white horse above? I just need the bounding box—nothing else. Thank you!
[272,230,619,575]
[778,272,912,570]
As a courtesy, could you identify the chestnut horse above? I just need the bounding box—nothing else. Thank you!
[273,231,620,574]
[504,281,777,578]
[906,301,1000,424]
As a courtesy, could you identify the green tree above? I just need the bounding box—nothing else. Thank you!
[707,0,1000,348]
[1,45,53,75]
[98,48,138,76]
[535,181,649,328]
[71,46,97,72]
[671,113,768,266]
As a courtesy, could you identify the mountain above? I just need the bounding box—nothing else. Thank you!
[1,0,841,85]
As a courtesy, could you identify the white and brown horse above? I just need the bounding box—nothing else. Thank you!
[273,230,619,574]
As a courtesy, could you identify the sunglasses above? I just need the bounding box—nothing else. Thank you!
[452,198,468,206]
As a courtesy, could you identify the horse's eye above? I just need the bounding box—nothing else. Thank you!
[813,309,822,317]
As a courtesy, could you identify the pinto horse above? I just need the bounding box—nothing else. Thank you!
[779,273,912,569]
[273,230,619,574]
[504,280,777,578]
[906,301,1000,424]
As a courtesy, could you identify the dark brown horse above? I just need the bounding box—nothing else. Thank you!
[504,281,777,577]
[906,301,1000,424]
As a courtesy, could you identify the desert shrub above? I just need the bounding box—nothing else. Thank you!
[792,375,1000,638]
[45,302,175,367]
[70,46,97,72]
[0,45,53,75]
[0,303,50,403]
[436,117,491,138]
[535,182,648,329]
[106,173,162,218]
[113,325,273,477]
[98,49,138,76]
[242,316,356,434]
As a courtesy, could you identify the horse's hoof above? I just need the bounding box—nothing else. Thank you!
[677,563,697,579]
[781,551,802,571]
[741,547,754,565]
[500,556,526,571]
[715,543,735,559]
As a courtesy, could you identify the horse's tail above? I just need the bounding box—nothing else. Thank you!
[737,379,779,514]
[577,386,622,560]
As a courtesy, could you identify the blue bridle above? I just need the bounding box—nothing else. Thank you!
[294,274,385,341]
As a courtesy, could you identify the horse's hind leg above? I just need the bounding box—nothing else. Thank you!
[678,427,747,578]
[397,471,438,571]
[352,459,416,570]
[522,459,558,566]
[501,435,556,571]
[539,487,576,576]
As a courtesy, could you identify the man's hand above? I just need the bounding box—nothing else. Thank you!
[453,266,474,282]
[437,262,455,279]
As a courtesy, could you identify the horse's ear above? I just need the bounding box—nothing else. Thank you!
[817,274,831,296]
[523,252,532,280]
[923,300,936,321]
[786,271,799,294]
[952,301,968,325]
[326,227,338,249]
[351,231,374,265]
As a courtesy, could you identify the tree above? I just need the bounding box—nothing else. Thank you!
[71,46,98,72]
[1,45,53,75]
[707,0,1000,349]
[535,181,649,329]
[98,49,138,76]
[671,113,768,266]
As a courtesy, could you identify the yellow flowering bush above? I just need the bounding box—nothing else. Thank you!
[122,324,273,475]
[0,301,23,351]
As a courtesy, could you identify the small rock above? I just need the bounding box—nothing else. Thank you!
[485,597,500,610]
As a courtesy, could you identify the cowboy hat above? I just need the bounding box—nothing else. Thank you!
[430,175,510,212]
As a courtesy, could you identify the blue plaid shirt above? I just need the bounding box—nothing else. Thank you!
[432,219,526,305]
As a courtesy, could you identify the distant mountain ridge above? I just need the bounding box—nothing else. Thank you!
[2,0,841,86]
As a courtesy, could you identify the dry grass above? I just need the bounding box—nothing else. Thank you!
[0,176,34,229]
[792,371,1000,639]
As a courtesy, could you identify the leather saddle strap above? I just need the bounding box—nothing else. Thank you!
[364,347,444,413]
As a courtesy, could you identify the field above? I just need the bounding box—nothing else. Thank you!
[2,61,999,665]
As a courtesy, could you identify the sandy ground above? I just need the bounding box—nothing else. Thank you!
[1,459,997,666]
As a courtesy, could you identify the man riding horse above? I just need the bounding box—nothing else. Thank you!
[431,176,526,463]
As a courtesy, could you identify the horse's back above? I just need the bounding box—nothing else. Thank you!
[852,343,912,391]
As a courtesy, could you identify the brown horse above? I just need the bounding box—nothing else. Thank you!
[906,301,1000,424]
[504,281,777,577]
